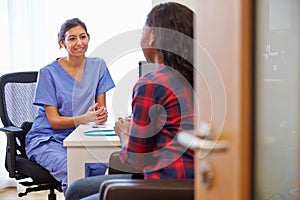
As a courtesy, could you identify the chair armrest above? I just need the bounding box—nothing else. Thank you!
[0,126,23,178]
[0,126,23,133]
[99,179,194,200]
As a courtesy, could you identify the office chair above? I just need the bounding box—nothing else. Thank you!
[0,71,62,200]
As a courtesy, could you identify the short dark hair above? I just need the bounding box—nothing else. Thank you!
[58,18,89,48]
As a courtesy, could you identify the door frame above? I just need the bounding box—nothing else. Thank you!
[194,0,253,199]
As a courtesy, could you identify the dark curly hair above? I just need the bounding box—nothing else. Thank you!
[146,2,194,88]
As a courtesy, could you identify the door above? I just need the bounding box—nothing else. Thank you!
[194,0,299,200]
[254,0,299,199]
[194,0,252,200]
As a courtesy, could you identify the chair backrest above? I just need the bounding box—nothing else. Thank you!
[0,71,38,127]
[0,71,38,162]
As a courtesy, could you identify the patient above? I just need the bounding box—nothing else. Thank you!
[65,2,194,199]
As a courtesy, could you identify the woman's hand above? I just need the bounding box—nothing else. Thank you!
[114,117,131,147]
[82,103,107,125]
[95,106,108,124]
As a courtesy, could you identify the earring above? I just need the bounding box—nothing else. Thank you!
[149,40,153,46]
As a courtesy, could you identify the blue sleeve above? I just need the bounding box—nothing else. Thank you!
[96,61,115,96]
[33,68,58,107]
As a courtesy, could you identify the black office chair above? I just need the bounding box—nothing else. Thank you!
[0,71,62,200]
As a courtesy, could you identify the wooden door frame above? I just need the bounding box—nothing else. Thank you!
[240,0,253,199]
[194,0,253,199]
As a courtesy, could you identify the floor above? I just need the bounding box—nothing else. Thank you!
[0,187,65,200]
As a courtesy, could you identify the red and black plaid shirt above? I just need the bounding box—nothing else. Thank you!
[120,64,194,180]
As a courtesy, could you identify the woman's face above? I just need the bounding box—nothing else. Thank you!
[61,25,89,57]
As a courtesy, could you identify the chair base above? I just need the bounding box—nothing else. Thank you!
[18,184,62,200]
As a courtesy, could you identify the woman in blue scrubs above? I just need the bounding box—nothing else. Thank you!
[25,18,115,193]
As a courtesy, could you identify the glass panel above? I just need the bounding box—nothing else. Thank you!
[255,0,299,199]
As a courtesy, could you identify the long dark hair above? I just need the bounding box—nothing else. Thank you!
[57,18,89,48]
[146,2,194,88]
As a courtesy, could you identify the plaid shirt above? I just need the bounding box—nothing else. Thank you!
[120,64,194,180]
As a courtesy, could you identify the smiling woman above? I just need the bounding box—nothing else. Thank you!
[0,0,151,189]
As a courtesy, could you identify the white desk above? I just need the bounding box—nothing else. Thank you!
[63,123,121,185]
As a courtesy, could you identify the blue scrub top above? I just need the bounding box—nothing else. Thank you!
[25,57,115,154]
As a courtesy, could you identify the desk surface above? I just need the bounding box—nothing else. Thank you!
[63,123,121,147]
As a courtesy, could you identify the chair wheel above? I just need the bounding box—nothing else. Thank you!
[18,192,27,197]
[48,193,57,200]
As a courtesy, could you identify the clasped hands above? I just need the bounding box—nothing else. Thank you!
[85,102,108,125]
[85,102,131,146]
[114,117,131,147]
